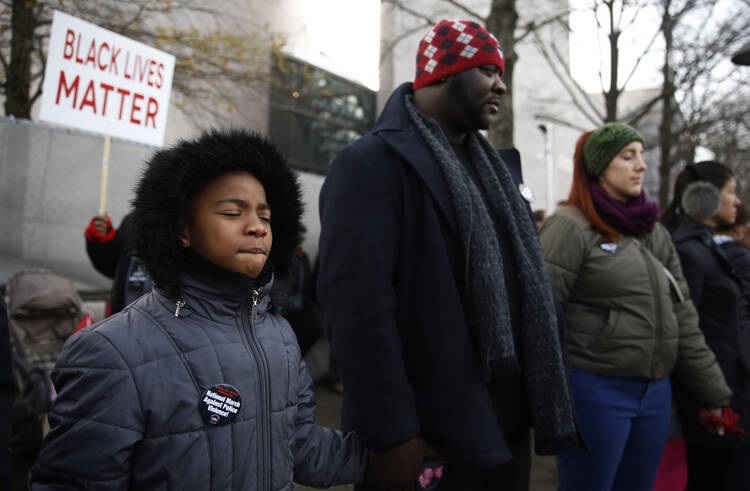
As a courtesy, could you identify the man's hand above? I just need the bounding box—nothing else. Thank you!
[92,215,110,236]
[367,436,441,491]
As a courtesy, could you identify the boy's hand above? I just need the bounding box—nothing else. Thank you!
[368,436,440,490]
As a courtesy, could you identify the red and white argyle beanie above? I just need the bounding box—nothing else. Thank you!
[414,20,505,90]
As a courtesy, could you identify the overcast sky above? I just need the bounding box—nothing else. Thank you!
[302,0,381,90]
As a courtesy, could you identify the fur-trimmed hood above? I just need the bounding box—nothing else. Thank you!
[131,128,303,298]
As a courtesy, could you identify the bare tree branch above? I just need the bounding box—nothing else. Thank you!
[547,39,606,122]
[533,113,590,132]
[382,0,436,24]
[533,32,603,126]
[380,21,431,64]
[515,11,568,43]
[439,0,484,19]
[619,26,661,90]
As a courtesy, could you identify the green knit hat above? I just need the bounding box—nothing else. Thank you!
[582,122,645,177]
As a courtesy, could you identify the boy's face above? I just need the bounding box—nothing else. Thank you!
[183,171,272,279]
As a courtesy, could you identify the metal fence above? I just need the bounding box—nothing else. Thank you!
[0,117,154,291]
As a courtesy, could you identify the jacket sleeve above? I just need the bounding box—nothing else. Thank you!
[539,212,587,306]
[30,329,144,490]
[85,224,123,279]
[291,356,366,487]
[317,142,420,450]
[658,229,732,406]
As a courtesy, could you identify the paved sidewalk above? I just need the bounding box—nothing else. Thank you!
[294,383,559,491]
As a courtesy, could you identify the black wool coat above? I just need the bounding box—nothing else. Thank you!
[672,221,750,443]
[318,82,540,467]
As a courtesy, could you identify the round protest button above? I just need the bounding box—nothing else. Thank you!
[199,384,242,426]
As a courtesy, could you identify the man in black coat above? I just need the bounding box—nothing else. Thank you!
[317,19,579,490]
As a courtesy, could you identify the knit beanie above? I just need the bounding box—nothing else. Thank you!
[414,20,505,90]
[582,122,645,177]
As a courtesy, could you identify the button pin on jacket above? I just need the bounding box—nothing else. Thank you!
[199,384,242,426]
[519,183,535,203]
[600,243,619,254]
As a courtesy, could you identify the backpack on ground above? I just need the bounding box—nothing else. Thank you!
[3,270,82,455]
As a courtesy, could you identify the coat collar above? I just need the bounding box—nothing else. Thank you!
[672,219,714,245]
[165,253,273,321]
[673,219,734,273]
[373,82,458,236]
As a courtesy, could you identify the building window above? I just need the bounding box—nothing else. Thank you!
[269,54,376,174]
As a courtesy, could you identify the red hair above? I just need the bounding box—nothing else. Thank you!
[566,131,620,242]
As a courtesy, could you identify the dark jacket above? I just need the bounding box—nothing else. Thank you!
[540,206,730,405]
[318,82,555,467]
[718,238,750,307]
[672,220,750,443]
[271,249,323,356]
[0,297,11,488]
[85,213,152,314]
[30,266,365,490]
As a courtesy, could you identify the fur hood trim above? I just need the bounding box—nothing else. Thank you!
[131,128,303,298]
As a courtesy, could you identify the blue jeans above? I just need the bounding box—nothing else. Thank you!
[557,368,672,491]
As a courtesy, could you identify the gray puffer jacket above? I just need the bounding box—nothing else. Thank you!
[31,267,365,490]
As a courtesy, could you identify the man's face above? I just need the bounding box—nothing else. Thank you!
[447,65,506,131]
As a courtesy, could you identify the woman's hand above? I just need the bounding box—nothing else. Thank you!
[697,408,725,435]
[697,406,745,435]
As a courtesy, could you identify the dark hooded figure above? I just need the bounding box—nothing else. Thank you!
[663,161,750,491]
[30,129,365,490]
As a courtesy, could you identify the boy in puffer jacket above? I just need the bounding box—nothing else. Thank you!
[30,129,366,490]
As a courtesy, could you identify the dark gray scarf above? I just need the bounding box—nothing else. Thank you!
[404,95,578,454]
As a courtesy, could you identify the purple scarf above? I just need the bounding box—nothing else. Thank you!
[591,181,660,235]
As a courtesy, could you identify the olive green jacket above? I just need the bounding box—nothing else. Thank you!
[540,206,731,406]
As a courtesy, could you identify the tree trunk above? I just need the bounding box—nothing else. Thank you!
[605,0,620,122]
[658,1,675,208]
[487,0,517,148]
[5,0,37,118]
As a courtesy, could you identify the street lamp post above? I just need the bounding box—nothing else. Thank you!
[538,123,554,215]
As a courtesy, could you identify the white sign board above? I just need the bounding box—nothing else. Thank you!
[39,11,175,146]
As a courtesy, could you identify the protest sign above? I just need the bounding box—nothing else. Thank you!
[40,10,175,147]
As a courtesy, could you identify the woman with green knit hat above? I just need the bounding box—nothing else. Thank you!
[539,123,732,490]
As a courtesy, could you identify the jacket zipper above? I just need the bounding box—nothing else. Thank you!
[174,300,185,317]
[635,239,663,378]
[239,289,271,491]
